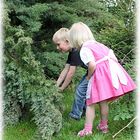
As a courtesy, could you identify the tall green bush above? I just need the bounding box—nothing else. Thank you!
[4,6,64,139]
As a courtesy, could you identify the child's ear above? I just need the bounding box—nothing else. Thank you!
[66,39,69,43]
[65,40,70,45]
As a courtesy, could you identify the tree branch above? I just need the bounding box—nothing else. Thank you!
[112,117,136,139]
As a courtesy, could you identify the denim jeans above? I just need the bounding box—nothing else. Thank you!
[69,75,88,120]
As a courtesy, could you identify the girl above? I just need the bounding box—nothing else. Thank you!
[68,22,136,137]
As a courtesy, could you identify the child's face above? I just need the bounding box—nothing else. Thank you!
[55,40,70,53]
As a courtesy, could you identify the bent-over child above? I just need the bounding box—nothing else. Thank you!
[68,22,136,137]
[52,28,88,120]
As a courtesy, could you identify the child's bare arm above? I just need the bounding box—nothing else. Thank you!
[56,64,70,87]
[59,66,76,91]
[86,61,96,80]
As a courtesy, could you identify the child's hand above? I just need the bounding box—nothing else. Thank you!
[86,76,90,81]
[58,87,64,92]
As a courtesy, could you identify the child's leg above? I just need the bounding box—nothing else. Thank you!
[85,105,95,124]
[99,100,109,121]
[69,75,88,120]
[78,104,95,137]
[97,100,109,133]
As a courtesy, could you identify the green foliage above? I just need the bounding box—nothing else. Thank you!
[37,52,67,79]
[104,0,135,28]
[98,27,135,60]
[98,0,135,60]
[4,6,64,139]
[111,93,136,121]
[15,3,50,33]
[4,62,22,125]
[30,80,63,140]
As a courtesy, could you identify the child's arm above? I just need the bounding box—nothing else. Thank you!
[56,64,70,87]
[86,61,96,80]
[80,47,96,80]
[59,65,76,91]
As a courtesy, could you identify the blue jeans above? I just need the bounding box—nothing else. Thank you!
[69,75,88,120]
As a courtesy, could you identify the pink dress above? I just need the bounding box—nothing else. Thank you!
[82,41,136,105]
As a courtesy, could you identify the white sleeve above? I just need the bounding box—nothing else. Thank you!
[80,47,95,65]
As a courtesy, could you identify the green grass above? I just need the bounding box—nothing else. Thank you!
[4,88,135,140]
[3,120,36,140]
[52,88,135,140]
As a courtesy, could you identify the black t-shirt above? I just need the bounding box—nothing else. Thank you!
[66,48,87,69]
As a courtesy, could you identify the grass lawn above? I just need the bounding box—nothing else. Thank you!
[4,88,135,140]
[3,120,36,140]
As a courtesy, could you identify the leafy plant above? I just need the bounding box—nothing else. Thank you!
[4,6,64,139]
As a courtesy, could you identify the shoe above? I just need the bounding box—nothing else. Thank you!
[97,124,109,133]
[69,113,80,120]
[77,129,92,137]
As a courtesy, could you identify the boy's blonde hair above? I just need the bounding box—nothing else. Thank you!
[69,22,95,49]
[52,28,69,43]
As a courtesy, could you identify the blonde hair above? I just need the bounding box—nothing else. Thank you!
[52,28,69,43]
[69,22,95,49]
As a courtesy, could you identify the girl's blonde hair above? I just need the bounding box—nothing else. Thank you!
[69,22,95,49]
[52,28,69,43]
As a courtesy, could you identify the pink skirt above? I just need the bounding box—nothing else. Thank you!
[86,61,136,105]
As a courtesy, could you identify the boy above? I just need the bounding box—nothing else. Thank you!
[52,28,88,120]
